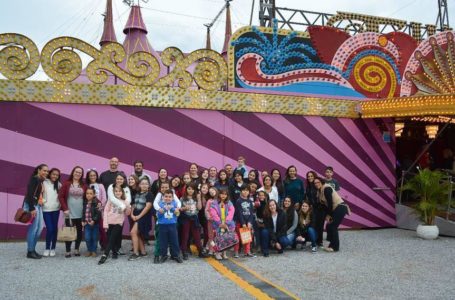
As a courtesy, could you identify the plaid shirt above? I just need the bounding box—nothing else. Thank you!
[85,202,93,223]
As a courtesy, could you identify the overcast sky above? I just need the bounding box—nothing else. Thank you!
[1,0,453,80]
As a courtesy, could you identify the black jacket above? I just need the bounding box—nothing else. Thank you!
[81,199,101,224]
[24,176,44,212]
[264,210,287,242]
[305,183,318,207]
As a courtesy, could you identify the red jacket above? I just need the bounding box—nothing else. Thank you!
[58,181,87,212]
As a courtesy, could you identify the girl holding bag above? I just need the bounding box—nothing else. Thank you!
[210,188,236,260]
[25,164,48,259]
[233,184,255,258]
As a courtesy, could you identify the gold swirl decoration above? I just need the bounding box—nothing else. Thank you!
[0,34,227,90]
[0,33,40,79]
[155,47,227,90]
[352,55,397,98]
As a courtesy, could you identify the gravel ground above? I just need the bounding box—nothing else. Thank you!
[0,240,252,300]
[1,229,454,300]
[237,228,455,300]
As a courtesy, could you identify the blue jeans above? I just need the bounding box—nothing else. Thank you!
[278,232,295,249]
[159,224,179,258]
[260,228,270,254]
[25,204,44,252]
[43,210,60,250]
[306,226,317,247]
[84,224,99,252]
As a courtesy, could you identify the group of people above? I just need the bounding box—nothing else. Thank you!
[23,156,350,265]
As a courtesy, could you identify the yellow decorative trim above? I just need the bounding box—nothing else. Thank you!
[0,33,227,91]
[361,94,455,118]
[227,26,308,88]
[0,79,360,118]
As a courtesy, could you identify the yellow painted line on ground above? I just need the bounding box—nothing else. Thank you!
[227,258,300,300]
[205,257,274,300]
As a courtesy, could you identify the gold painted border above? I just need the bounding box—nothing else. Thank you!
[0,79,359,118]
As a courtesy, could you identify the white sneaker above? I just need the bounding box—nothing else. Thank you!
[43,250,50,257]
[50,250,56,257]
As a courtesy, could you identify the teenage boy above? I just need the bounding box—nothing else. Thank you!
[324,167,340,191]
[157,190,183,263]
[235,156,249,179]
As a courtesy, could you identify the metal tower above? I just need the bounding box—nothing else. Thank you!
[436,0,450,31]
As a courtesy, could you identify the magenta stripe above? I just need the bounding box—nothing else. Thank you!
[254,114,395,213]
[0,102,188,176]
[29,103,229,170]
[0,127,158,180]
[296,116,394,188]
[179,110,394,226]
[337,118,395,183]
[362,119,395,167]
[227,113,395,222]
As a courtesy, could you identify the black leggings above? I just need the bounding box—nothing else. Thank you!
[326,205,348,251]
[65,218,82,252]
[314,206,326,246]
[104,224,123,256]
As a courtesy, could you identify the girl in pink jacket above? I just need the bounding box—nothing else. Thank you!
[209,189,235,260]
[99,186,131,265]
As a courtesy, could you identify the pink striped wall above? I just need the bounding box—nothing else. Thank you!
[0,101,396,239]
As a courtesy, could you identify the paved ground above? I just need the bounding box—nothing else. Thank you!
[1,229,454,300]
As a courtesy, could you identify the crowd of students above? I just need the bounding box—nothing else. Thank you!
[23,156,350,264]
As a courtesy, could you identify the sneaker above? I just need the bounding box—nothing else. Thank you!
[65,253,71,258]
[112,252,118,259]
[98,255,107,265]
[222,252,228,260]
[159,256,168,263]
[263,252,269,257]
[33,251,43,258]
[174,256,183,263]
[128,254,140,261]
[245,253,256,258]
[50,250,56,257]
[118,249,125,256]
[139,252,148,258]
[233,253,239,258]
[84,252,92,257]
[198,252,209,258]
[311,247,317,253]
[91,252,97,257]
[182,252,189,260]
[323,247,334,252]
[43,250,50,257]
[153,256,160,264]
[74,250,80,257]
[215,253,222,260]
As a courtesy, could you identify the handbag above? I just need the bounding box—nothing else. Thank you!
[213,229,238,252]
[14,207,32,224]
[57,219,77,242]
[14,183,42,224]
[239,227,253,245]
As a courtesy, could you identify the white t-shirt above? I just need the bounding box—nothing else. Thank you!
[42,179,61,212]
[258,186,279,202]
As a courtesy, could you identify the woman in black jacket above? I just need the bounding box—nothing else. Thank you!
[25,164,49,259]
[305,171,324,247]
[261,200,287,256]
[296,201,318,253]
